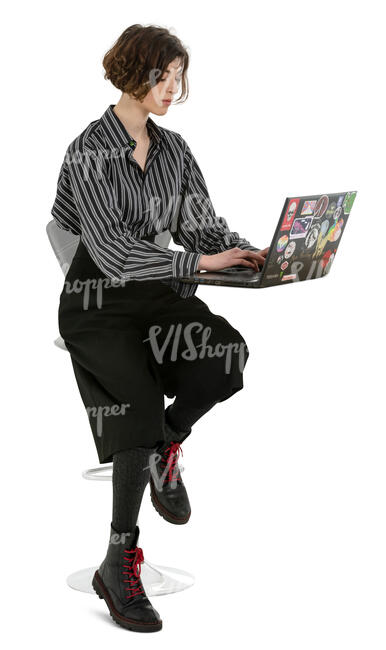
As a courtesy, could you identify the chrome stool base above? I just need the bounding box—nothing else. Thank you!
[67,562,195,596]
[67,464,195,596]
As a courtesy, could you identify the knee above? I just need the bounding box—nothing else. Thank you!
[237,331,250,364]
[223,326,250,370]
[203,329,249,403]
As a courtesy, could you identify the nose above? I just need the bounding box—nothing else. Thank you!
[167,78,179,94]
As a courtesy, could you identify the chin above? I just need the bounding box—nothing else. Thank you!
[149,105,169,116]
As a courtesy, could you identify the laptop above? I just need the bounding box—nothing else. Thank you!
[179,191,357,289]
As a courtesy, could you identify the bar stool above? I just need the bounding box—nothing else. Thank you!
[47,220,195,596]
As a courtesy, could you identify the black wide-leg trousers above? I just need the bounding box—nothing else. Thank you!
[58,239,250,464]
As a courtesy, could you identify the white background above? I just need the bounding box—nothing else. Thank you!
[2,0,385,647]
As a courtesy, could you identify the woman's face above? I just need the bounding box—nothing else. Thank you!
[141,57,183,115]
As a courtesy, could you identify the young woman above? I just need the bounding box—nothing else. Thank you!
[52,24,269,633]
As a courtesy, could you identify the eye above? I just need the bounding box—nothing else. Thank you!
[160,76,182,83]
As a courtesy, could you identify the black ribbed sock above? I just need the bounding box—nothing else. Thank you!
[112,446,155,533]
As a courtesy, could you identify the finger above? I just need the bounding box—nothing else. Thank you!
[232,259,256,269]
[234,250,265,265]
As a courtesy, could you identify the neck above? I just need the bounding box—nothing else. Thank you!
[113,94,149,141]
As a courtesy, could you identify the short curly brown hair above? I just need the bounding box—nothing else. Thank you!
[102,24,190,104]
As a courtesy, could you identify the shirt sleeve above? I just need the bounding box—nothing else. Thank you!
[171,141,262,257]
[51,148,202,282]
[51,159,82,235]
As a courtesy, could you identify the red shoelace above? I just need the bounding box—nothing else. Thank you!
[160,441,183,484]
[122,546,144,599]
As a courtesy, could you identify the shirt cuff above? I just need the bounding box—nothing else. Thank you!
[172,250,202,278]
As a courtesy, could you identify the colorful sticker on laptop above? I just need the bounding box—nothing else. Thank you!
[323,248,337,274]
[327,217,344,242]
[305,224,320,249]
[277,235,288,252]
[337,195,344,207]
[289,217,313,239]
[277,255,283,264]
[282,273,297,281]
[280,199,299,231]
[320,219,329,236]
[313,228,329,258]
[284,241,296,258]
[324,252,335,274]
[281,260,289,270]
[325,201,337,220]
[321,249,334,271]
[313,195,329,219]
[343,191,356,215]
[301,200,317,215]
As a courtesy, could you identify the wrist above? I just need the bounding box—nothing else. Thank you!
[197,254,207,271]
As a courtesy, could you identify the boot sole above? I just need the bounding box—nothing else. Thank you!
[150,477,191,525]
[92,570,162,633]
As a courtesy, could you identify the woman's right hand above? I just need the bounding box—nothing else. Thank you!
[197,247,268,273]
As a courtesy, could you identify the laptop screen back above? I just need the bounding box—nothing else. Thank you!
[260,191,357,288]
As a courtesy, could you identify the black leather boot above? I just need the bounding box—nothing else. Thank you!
[149,440,191,525]
[92,524,162,632]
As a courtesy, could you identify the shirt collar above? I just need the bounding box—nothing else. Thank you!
[100,104,164,151]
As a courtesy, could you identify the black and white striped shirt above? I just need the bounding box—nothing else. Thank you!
[51,103,261,299]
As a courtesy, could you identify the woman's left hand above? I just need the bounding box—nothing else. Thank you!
[254,246,270,271]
